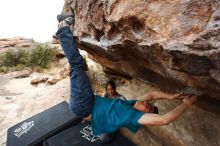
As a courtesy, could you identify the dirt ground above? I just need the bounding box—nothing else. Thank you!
[0,70,71,146]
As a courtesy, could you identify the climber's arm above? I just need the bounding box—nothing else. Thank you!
[139,91,184,101]
[138,95,197,126]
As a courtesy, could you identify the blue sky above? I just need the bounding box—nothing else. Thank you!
[0,0,64,42]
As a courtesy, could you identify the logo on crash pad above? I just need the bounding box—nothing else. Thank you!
[80,124,101,142]
[14,121,35,138]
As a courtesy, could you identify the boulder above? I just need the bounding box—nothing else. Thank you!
[60,0,220,100]
[30,77,49,85]
[14,69,33,79]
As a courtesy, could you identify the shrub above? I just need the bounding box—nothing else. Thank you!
[0,44,58,73]
[29,44,58,67]
[0,48,29,67]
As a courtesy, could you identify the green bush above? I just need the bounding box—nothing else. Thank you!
[0,44,58,73]
[0,48,29,67]
[29,44,58,67]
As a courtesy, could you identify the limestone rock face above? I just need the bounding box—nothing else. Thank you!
[118,79,220,146]
[0,37,36,54]
[61,0,220,100]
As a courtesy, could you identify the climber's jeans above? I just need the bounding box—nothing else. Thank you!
[56,26,94,118]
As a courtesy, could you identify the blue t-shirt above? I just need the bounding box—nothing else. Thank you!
[91,95,144,135]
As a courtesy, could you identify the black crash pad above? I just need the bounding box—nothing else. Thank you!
[7,101,82,146]
[43,122,136,146]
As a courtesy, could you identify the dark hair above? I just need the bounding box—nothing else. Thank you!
[106,80,116,91]
[153,106,159,114]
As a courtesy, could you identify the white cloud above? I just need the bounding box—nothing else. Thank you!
[0,0,64,42]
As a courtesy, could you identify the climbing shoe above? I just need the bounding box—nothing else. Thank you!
[57,13,75,25]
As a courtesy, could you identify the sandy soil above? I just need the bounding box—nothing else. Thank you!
[0,70,70,146]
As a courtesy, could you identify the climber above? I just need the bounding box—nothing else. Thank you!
[102,80,126,100]
[102,79,159,113]
[101,80,159,142]
[55,13,197,136]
